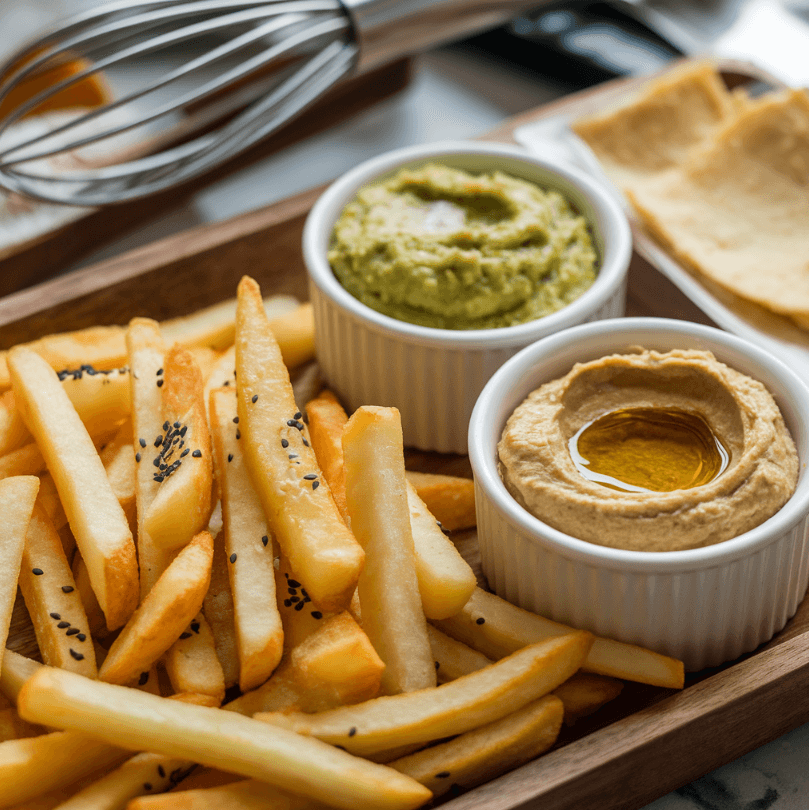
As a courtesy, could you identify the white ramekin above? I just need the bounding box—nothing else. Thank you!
[469,317,809,671]
[304,140,631,454]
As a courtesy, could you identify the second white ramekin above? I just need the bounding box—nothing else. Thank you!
[469,318,809,671]
[304,140,631,454]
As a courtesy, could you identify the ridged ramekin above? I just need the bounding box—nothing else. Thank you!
[304,140,631,453]
[469,317,809,671]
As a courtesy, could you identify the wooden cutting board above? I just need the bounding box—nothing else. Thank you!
[5,60,809,810]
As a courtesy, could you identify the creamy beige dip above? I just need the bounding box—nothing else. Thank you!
[498,348,799,551]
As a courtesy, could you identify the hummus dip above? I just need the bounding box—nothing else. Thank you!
[498,348,799,551]
[329,163,597,330]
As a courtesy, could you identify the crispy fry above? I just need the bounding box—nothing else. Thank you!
[404,471,476,532]
[0,707,41,743]
[0,443,46,479]
[202,346,235,421]
[37,473,68,532]
[0,476,39,671]
[305,390,349,523]
[61,368,130,438]
[0,650,40,705]
[228,612,383,716]
[0,392,29,456]
[19,502,97,676]
[432,587,685,689]
[71,553,107,638]
[100,423,137,534]
[18,668,433,810]
[143,346,213,551]
[126,319,174,598]
[552,672,624,726]
[163,612,226,706]
[235,276,363,612]
[125,780,325,810]
[186,347,220,384]
[390,695,563,798]
[257,632,592,757]
[343,406,435,695]
[270,303,316,370]
[98,532,213,685]
[8,347,138,631]
[202,528,239,689]
[210,387,283,692]
[427,625,493,684]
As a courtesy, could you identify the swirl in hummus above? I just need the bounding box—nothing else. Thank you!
[497,348,799,551]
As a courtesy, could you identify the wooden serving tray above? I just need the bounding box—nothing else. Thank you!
[6,62,809,810]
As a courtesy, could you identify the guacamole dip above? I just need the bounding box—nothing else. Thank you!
[328,163,598,330]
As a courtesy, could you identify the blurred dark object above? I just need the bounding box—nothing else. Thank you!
[460,2,683,90]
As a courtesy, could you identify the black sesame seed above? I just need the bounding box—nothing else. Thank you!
[284,573,289,578]
[139,438,147,448]
[174,421,181,429]
[287,419,297,427]
[158,766,166,778]
[228,453,233,463]
[192,449,202,458]
[294,412,302,420]
[288,579,301,588]
[311,611,323,620]
[476,617,486,625]
[163,421,170,431]
[281,439,289,448]
[153,475,164,483]
[136,452,141,463]
[181,448,190,457]
[290,596,300,603]
[289,454,298,459]
[303,474,317,480]
[252,394,258,403]
[348,727,357,737]
[302,437,309,447]
[50,612,60,620]
[144,783,152,791]
[223,380,230,386]
[436,772,451,779]
[262,536,269,547]
[284,599,292,607]
[153,457,161,467]
[69,649,84,661]
[155,435,163,447]
[436,520,443,530]
[32,568,43,575]
[312,481,319,490]
[179,632,192,640]
[190,622,200,633]
[157,379,164,387]
[180,426,187,438]
[62,586,74,593]
[303,596,311,603]
[233,416,239,424]
[66,627,80,636]
[294,601,305,611]
[57,621,70,629]
[76,634,86,642]
[236,429,240,440]
[138,672,149,685]
[230,553,237,564]
[335,745,346,751]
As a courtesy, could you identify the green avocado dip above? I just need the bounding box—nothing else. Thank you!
[328,163,598,330]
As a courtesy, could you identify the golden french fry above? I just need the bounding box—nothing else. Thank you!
[186,347,220,384]
[0,707,41,743]
[98,532,213,685]
[143,345,213,551]
[390,694,563,798]
[305,390,349,523]
[18,667,433,810]
[257,631,592,757]
[270,303,316,370]
[169,767,237,792]
[0,651,40,705]
[428,625,493,684]
[552,672,624,726]
[0,392,29,456]
[202,527,239,689]
[36,473,67,532]
[432,587,685,689]
[235,276,363,612]
[126,318,174,598]
[405,482,475,620]
[0,477,39,671]
[71,553,108,638]
[125,780,325,810]
[228,612,383,716]
[404,471,476,532]
[61,367,130,437]
[203,346,236,421]
[53,752,195,810]
[100,422,137,534]
[343,406,435,695]
[210,387,283,692]
[8,347,138,631]
[0,443,46,479]
[163,613,226,706]
[19,503,97,676]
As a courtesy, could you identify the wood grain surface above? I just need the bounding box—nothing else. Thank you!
[4,62,809,810]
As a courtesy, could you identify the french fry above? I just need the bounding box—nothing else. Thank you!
[71,553,107,638]
[0,708,41,743]
[305,390,349,522]
[228,612,383,716]
[405,482,476,620]
[168,767,236,791]
[343,406,435,695]
[552,672,624,726]
[125,780,325,810]
[98,532,213,685]
[0,477,39,671]
[202,346,236,421]
[270,303,316,370]
[390,695,563,798]
[37,473,68,532]
[235,276,363,612]
[126,318,174,598]
[210,387,283,692]
[404,471,476,532]
[100,423,137,534]
[202,529,239,689]
[8,347,138,631]
[0,443,46,479]
[0,651,40,705]
[18,668,433,810]
[61,368,131,437]
[18,503,97,677]
[186,347,220,384]
[163,613,226,706]
[428,625,493,684]
[257,631,592,757]
[142,345,213,551]
[432,587,685,689]
[53,752,195,810]
[0,392,29,456]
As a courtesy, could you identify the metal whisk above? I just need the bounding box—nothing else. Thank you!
[0,0,543,206]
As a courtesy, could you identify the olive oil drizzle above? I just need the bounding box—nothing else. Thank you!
[569,407,730,493]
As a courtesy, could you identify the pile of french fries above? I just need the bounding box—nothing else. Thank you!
[0,276,684,810]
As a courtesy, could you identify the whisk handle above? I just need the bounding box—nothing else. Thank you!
[341,0,551,73]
